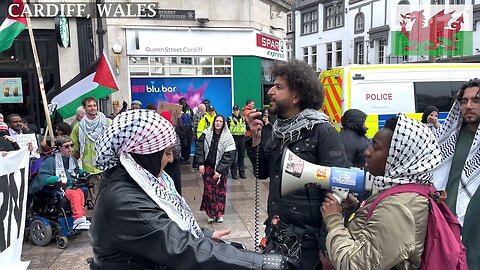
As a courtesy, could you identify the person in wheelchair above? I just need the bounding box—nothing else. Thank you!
[37,135,90,230]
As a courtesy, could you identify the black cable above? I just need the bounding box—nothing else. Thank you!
[254,144,260,252]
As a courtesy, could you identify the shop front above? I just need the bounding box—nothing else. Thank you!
[125,28,286,113]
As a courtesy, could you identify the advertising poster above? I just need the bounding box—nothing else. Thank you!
[131,77,233,117]
[0,78,23,104]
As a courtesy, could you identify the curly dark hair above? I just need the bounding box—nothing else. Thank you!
[456,79,480,101]
[271,59,324,110]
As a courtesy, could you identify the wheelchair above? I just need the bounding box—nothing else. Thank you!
[26,174,93,249]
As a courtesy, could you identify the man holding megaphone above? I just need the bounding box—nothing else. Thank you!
[247,60,349,270]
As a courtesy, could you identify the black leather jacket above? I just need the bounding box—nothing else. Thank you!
[252,122,349,246]
[90,166,290,270]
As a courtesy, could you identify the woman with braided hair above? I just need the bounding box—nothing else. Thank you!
[89,109,298,270]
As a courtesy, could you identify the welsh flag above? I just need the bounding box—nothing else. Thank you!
[51,52,119,118]
[0,0,27,52]
[391,5,473,57]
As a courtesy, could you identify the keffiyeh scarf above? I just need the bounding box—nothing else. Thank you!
[55,152,76,178]
[272,109,330,146]
[433,102,480,225]
[78,112,109,158]
[203,124,236,169]
[95,110,204,238]
[373,114,442,191]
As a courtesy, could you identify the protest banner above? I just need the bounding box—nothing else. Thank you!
[157,101,183,124]
[0,149,30,270]
[16,134,40,158]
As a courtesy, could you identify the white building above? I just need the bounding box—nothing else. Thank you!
[0,0,292,125]
[293,0,480,73]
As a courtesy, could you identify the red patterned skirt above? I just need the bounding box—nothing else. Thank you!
[200,165,227,219]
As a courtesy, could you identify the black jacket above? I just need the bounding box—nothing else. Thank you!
[194,133,235,174]
[339,109,370,168]
[0,136,20,151]
[252,122,349,246]
[90,166,273,270]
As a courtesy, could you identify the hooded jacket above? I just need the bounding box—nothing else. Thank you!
[339,109,370,168]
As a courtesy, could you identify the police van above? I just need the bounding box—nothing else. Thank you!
[320,63,480,138]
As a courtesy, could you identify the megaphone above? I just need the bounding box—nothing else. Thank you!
[280,148,372,202]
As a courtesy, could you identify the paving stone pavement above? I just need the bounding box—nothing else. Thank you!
[21,162,269,269]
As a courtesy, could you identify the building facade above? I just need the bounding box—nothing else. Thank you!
[0,0,291,126]
[294,0,480,73]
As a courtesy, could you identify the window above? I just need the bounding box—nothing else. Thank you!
[355,42,364,64]
[354,13,364,33]
[414,81,465,113]
[311,45,317,70]
[336,41,342,66]
[449,0,465,3]
[303,47,309,63]
[377,39,386,64]
[326,43,333,69]
[287,14,293,32]
[302,10,318,35]
[431,0,446,3]
[325,3,344,30]
[287,43,293,59]
[398,0,410,4]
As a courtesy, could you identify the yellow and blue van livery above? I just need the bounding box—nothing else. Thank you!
[320,63,480,138]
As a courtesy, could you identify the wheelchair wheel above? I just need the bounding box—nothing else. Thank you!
[56,235,69,249]
[29,219,53,246]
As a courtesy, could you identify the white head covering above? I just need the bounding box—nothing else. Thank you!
[373,114,442,191]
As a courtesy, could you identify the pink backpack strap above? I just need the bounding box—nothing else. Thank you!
[367,184,434,220]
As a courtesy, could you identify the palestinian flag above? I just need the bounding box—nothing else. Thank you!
[391,5,473,57]
[0,0,27,52]
[51,52,119,118]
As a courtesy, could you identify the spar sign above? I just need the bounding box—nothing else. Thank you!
[256,33,286,60]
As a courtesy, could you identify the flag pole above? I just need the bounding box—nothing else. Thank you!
[25,15,55,144]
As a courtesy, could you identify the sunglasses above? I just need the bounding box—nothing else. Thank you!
[62,143,74,148]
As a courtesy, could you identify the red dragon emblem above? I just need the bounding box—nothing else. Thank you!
[400,9,464,51]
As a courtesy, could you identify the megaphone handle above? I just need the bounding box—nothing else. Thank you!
[331,187,349,203]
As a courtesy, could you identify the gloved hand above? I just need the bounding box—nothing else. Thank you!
[262,253,301,270]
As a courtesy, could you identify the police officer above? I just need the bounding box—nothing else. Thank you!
[227,105,247,179]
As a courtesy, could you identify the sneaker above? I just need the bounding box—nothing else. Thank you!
[239,173,246,179]
[207,216,214,223]
[232,174,238,179]
[216,216,224,223]
[73,217,90,230]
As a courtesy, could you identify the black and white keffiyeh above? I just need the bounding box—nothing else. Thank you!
[55,152,76,177]
[202,122,236,169]
[373,114,442,191]
[272,109,330,146]
[433,102,480,225]
[78,111,109,158]
[95,109,204,238]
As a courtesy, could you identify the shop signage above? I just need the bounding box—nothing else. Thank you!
[0,78,23,104]
[142,9,195,21]
[131,77,232,117]
[55,16,70,48]
[126,29,287,61]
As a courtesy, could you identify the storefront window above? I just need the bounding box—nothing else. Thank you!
[129,56,232,77]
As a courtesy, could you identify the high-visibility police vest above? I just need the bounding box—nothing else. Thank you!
[228,116,246,136]
[196,113,216,138]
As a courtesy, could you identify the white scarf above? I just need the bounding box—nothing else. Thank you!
[433,102,480,225]
[55,152,76,178]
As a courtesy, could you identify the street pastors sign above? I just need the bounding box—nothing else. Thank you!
[126,29,287,61]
